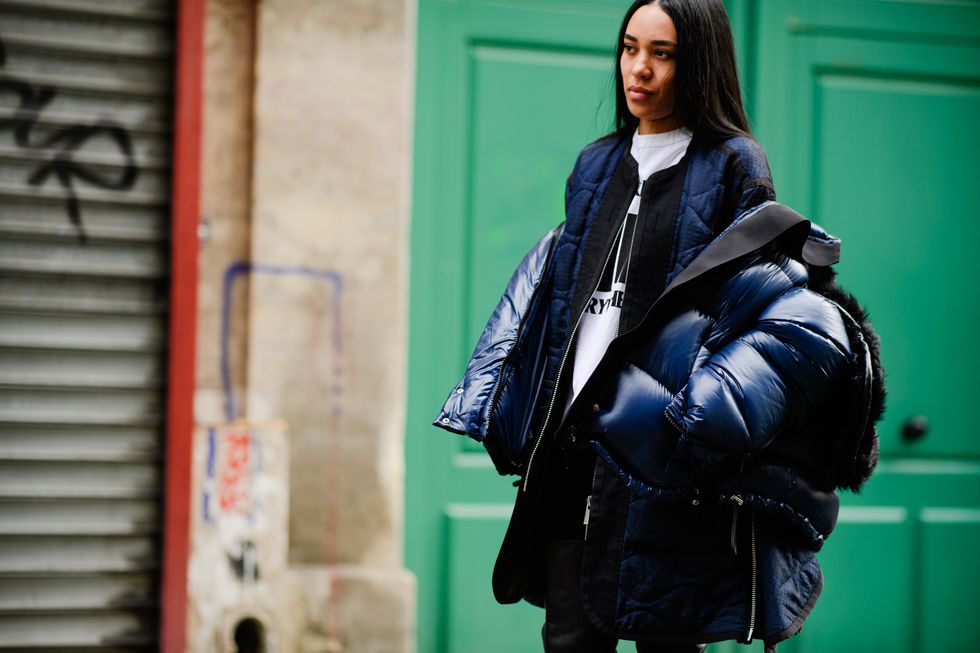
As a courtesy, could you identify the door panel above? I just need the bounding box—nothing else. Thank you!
[755,1,980,651]
[920,510,980,651]
[408,2,620,651]
[445,504,534,653]
[815,71,980,458]
[468,43,610,344]
[785,508,915,653]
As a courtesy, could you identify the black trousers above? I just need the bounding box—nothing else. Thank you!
[542,539,776,653]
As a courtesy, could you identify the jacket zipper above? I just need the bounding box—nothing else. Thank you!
[747,508,758,643]
[523,178,642,492]
[664,405,684,436]
[522,218,622,492]
[727,494,757,643]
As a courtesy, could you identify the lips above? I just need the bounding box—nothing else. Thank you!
[627,86,654,101]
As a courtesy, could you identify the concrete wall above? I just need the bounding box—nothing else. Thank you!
[191,0,416,650]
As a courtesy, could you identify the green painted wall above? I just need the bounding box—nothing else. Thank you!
[408,1,980,651]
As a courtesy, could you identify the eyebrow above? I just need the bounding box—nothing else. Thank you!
[624,33,677,47]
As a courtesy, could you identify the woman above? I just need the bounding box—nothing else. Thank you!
[434,1,884,651]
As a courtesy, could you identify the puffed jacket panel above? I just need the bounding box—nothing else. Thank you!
[593,250,852,492]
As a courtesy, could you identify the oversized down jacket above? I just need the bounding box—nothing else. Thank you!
[434,133,883,647]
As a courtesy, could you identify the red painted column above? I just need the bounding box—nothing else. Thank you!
[161,0,204,650]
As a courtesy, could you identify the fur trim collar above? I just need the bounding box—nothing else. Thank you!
[809,266,886,492]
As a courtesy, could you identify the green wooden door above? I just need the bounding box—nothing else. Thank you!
[409,1,980,651]
[407,2,620,651]
[753,1,980,651]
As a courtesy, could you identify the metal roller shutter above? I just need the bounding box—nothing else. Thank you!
[0,0,174,649]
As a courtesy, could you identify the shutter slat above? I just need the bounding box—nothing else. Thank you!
[0,237,168,278]
[0,575,157,612]
[0,275,166,316]
[0,183,169,209]
[0,31,171,59]
[0,146,171,172]
[0,350,165,388]
[0,312,165,352]
[0,500,159,535]
[0,0,171,21]
[0,426,160,460]
[0,534,159,572]
[0,612,156,649]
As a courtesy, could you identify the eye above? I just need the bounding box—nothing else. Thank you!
[623,43,636,54]
[654,49,673,59]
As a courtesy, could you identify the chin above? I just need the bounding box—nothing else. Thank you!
[629,106,668,124]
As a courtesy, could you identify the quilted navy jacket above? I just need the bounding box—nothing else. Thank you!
[434,132,883,647]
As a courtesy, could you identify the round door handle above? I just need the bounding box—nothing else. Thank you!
[902,415,929,443]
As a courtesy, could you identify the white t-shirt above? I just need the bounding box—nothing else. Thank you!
[563,127,693,416]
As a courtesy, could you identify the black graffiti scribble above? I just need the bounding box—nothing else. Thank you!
[228,539,260,583]
[0,34,139,242]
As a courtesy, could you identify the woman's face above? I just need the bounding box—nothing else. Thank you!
[620,2,681,134]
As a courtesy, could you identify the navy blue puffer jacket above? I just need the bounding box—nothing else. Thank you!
[434,133,882,647]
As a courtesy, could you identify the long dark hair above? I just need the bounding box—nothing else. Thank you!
[612,0,751,139]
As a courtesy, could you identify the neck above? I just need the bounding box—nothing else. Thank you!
[637,114,684,134]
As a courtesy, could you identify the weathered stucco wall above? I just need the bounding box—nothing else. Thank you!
[191,0,415,650]
[196,0,254,424]
[249,0,411,570]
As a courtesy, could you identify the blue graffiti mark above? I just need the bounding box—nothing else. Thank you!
[206,427,217,479]
[202,489,212,524]
[203,427,216,524]
[220,262,345,421]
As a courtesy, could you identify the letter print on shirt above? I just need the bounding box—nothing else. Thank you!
[564,194,640,414]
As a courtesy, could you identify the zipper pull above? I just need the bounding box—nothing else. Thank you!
[628,180,644,214]
[583,496,592,539]
[730,494,743,556]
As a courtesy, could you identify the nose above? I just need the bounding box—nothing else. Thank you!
[631,54,652,80]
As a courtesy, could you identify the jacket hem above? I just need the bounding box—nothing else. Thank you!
[765,563,824,647]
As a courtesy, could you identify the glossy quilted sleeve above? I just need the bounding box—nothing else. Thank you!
[665,270,853,472]
[433,223,560,442]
